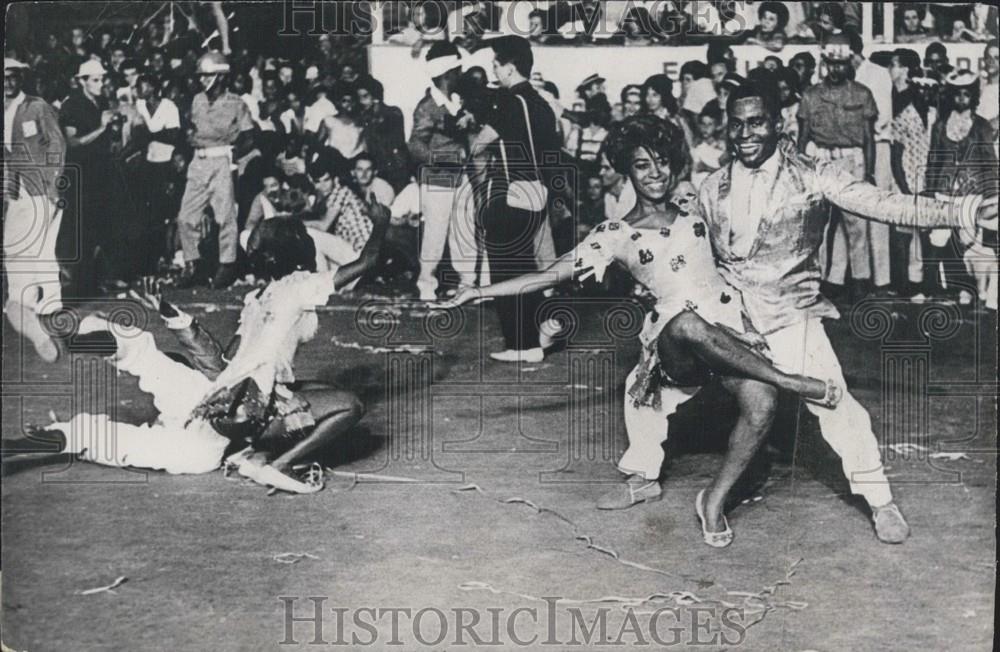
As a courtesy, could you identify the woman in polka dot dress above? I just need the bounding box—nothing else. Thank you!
[441,115,838,545]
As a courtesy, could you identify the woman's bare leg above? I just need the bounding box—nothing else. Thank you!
[658,311,827,399]
[268,386,365,474]
[701,377,778,533]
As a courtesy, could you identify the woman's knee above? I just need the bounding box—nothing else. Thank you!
[663,311,704,343]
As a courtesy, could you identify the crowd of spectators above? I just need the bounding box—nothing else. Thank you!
[4,1,998,310]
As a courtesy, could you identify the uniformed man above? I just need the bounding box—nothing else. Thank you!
[176,51,254,289]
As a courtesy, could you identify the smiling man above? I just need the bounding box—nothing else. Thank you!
[612,75,997,544]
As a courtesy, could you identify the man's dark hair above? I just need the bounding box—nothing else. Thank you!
[680,60,710,80]
[121,58,140,73]
[925,41,948,59]
[352,152,377,169]
[818,2,845,29]
[491,35,533,77]
[135,73,161,92]
[790,51,816,69]
[355,75,384,101]
[706,42,734,66]
[847,28,864,55]
[699,102,723,123]
[620,84,641,104]
[245,218,318,282]
[602,114,688,177]
[307,148,349,182]
[758,2,790,30]
[726,76,782,121]
[543,80,559,98]
[900,3,927,21]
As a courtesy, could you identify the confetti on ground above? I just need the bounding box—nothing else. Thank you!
[79,576,127,595]
[273,552,320,564]
[329,336,431,355]
[451,483,808,627]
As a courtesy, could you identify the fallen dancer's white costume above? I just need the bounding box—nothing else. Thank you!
[51,271,337,474]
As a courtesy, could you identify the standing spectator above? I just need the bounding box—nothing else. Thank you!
[790,51,817,89]
[356,76,410,193]
[474,35,561,362]
[407,41,477,301]
[690,103,725,189]
[776,67,802,143]
[351,153,396,208]
[979,40,999,137]
[59,59,117,298]
[743,1,789,51]
[923,42,952,76]
[923,70,997,305]
[599,150,634,220]
[798,36,879,302]
[888,49,932,297]
[175,52,254,289]
[321,81,365,160]
[850,31,894,295]
[133,73,182,273]
[4,57,65,362]
[565,93,610,164]
[642,73,695,153]
[620,84,642,118]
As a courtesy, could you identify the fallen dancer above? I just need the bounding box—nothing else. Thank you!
[19,209,390,494]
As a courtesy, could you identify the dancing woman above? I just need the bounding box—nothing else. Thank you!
[441,115,838,546]
[20,208,391,495]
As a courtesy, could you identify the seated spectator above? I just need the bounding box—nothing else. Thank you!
[743,1,789,51]
[793,1,844,45]
[356,76,410,193]
[276,136,308,180]
[897,3,931,43]
[690,104,725,189]
[304,84,337,137]
[304,150,373,255]
[278,87,305,137]
[351,153,396,208]
[321,81,365,160]
[241,173,287,250]
[762,55,784,72]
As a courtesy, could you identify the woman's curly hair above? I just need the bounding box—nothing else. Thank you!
[601,114,688,177]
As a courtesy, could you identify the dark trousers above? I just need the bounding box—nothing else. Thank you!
[889,228,913,293]
[919,229,975,296]
[482,200,544,350]
[56,165,103,299]
[137,160,173,274]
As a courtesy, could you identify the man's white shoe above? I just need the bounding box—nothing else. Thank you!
[489,348,544,363]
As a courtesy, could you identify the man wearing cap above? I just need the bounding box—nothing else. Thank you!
[175,51,254,289]
[798,34,880,301]
[408,40,478,302]
[576,73,605,101]
[604,75,998,545]
[4,58,66,362]
[59,59,118,298]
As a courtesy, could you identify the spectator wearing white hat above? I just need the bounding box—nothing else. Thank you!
[59,59,118,298]
[4,57,66,362]
[799,35,880,303]
[407,41,477,301]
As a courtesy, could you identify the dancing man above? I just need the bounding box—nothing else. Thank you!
[605,77,993,544]
[17,208,391,494]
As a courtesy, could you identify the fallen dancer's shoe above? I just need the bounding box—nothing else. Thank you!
[596,474,662,510]
[236,456,324,494]
[695,489,733,548]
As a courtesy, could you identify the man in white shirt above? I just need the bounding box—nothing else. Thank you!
[599,151,636,220]
[351,153,396,207]
[303,85,337,137]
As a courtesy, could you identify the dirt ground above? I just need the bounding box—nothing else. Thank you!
[2,288,996,651]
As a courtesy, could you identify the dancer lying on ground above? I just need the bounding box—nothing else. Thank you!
[16,208,390,494]
[438,114,839,547]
